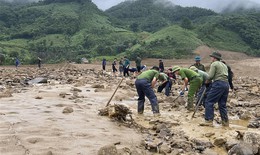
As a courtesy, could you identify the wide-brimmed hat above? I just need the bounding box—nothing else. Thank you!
[210,51,222,60]
[172,66,181,73]
[194,56,201,61]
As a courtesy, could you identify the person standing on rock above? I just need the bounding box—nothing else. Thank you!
[135,56,142,75]
[15,57,20,69]
[191,56,206,71]
[123,56,130,77]
[157,72,172,96]
[135,66,160,115]
[102,58,106,71]
[159,59,164,72]
[112,58,118,77]
[37,57,42,69]
[200,51,229,127]
[119,58,124,76]
[172,66,202,112]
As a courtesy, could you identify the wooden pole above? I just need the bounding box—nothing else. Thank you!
[106,78,124,107]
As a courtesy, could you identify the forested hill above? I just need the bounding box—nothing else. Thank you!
[0,0,259,65]
[105,0,260,59]
[106,0,217,32]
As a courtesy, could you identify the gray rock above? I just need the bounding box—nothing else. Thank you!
[247,118,260,128]
[159,144,171,154]
[225,139,239,151]
[228,142,254,155]
[27,77,48,84]
[97,145,118,155]
[202,148,219,155]
[243,131,260,146]
[213,137,227,147]
[62,107,73,114]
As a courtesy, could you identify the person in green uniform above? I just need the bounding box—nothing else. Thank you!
[135,56,142,74]
[135,66,160,115]
[191,56,206,71]
[172,66,202,111]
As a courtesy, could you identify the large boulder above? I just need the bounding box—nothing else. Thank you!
[228,142,257,155]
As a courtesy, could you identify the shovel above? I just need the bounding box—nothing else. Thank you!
[191,87,207,119]
[106,78,124,107]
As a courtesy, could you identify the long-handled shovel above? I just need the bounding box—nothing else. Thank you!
[170,94,181,108]
[191,87,207,119]
[106,78,124,107]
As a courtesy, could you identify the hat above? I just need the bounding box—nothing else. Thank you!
[210,51,222,60]
[189,66,198,71]
[194,56,201,61]
[172,66,181,73]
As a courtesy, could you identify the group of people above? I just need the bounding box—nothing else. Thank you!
[14,57,42,69]
[135,51,233,127]
[102,56,167,77]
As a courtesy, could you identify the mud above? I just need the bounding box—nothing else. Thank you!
[0,49,260,154]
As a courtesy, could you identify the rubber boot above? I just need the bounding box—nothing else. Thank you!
[137,100,144,114]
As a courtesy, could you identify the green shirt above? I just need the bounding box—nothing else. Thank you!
[197,70,209,84]
[135,57,141,67]
[137,70,160,82]
[179,68,200,81]
[208,61,228,82]
[158,73,168,82]
[192,63,206,71]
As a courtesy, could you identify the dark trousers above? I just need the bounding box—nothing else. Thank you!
[135,79,159,113]
[157,80,172,96]
[204,81,229,122]
[123,66,129,76]
[137,66,141,72]
[197,83,212,107]
[102,65,106,70]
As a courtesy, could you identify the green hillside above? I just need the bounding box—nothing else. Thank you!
[0,0,259,65]
[126,25,203,59]
[0,0,138,64]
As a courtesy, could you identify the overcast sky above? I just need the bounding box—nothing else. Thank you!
[92,0,260,12]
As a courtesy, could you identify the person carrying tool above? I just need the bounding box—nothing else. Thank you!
[189,66,211,107]
[157,72,172,96]
[191,56,206,71]
[172,66,202,112]
[135,66,160,115]
[200,51,229,127]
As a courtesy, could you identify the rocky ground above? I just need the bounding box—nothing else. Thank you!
[0,51,260,155]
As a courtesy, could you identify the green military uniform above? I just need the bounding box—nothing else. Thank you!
[137,70,160,82]
[208,61,228,82]
[135,57,141,67]
[158,73,168,82]
[178,68,202,110]
[192,63,206,72]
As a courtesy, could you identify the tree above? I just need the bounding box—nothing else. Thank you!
[181,17,192,30]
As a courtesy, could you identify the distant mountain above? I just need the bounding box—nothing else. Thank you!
[106,0,217,32]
